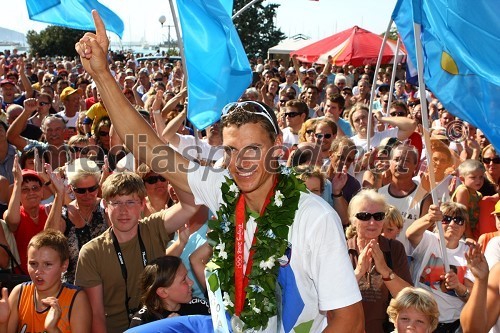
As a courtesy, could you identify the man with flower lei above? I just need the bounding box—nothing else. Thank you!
[76,11,364,333]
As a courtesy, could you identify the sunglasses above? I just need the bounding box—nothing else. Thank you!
[221,101,278,134]
[315,133,333,139]
[153,78,164,82]
[71,146,89,154]
[442,215,465,226]
[483,157,500,164]
[279,99,289,105]
[98,131,110,137]
[285,112,300,118]
[73,184,99,194]
[144,175,167,184]
[306,129,315,135]
[355,212,386,221]
[390,111,406,117]
[21,185,42,194]
[39,102,50,106]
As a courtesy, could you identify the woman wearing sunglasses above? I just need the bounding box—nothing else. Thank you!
[44,158,108,284]
[480,144,500,196]
[406,201,474,333]
[346,189,412,333]
[136,164,171,217]
[27,93,57,128]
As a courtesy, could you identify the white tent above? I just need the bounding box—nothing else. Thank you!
[267,37,316,61]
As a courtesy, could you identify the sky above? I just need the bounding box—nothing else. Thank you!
[2,0,397,47]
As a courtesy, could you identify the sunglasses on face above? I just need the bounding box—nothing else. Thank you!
[98,131,109,137]
[21,185,42,194]
[39,102,50,106]
[355,212,386,221]
[315,133,333,140]
[154,77,164,82]
[73,184,99,194]
[390,111,406,117]
[305,129,315,135]
[221,101,278,134]
[483,157,500,164]
[442,215,465,226]
[144,175,167,184]
[279,99,289,105]
[285,112,300,118]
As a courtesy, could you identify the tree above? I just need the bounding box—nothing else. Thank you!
[26,26,88,57]
[233,0,285,59]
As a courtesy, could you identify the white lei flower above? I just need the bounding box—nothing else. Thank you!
[223,292,234,307]
[259,255,276,270]
[215,242,228,259]
[274,190,284,207]
[229,183,240,193]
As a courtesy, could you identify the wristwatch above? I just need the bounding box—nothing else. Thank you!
[382,271,396,281]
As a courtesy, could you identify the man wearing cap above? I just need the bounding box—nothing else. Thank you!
[58,86,82,139]
[0,79,24,112]
[278,69,300,98]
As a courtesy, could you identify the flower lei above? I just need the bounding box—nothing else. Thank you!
[207,167,307,331]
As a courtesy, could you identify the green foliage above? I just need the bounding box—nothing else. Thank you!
[233,0,285,58]
[388,26,399,41]
[26,26,88,57]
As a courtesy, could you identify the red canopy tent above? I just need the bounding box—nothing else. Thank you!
[291,26,406,66]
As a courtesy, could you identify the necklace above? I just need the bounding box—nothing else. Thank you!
[74,201,96,225]
[206,166,306,330]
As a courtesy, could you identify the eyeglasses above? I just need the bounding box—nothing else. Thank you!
[315,133,333,139]
[305,129,315,135]
[39,102,50,106]
[355,212,386,221]
[221,101,278,134]
[73,184,99,194]
[71,146,89,154]
[483,157,500,164]
[107,200,141,208]
[144,175,167,184]
[98,131,110,137]
[285,112,300,118]
[390,111,406,117]
[21,185,42,194]
[442,215,465,226]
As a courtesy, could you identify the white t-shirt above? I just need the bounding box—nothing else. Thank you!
[351,127,399,153]
[187,162,361,332]
[411,231,473,323]
[378,181,422,255]
[484,235,500,269]
[173,134,224,163]
[281,127,299,147]
[57,110,79,128]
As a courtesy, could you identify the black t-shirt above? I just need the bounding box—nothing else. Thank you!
[129,297,210,328]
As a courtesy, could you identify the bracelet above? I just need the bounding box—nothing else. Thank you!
[332,191,343,198]
[455,287,470,298]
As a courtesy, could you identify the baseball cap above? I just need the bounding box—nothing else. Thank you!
[0,79,15,86]
[60,86,83,101]
[21,169,43,183]
[491,200,500,215]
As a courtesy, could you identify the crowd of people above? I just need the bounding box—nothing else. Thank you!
[0,11,498,333]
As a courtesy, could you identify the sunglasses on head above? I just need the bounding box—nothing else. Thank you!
[315,133,333,140]
[144,175,167,184]
[390,111,406,117]
[483,157,500,164]
[221,101,278,134]
[442,215,465,226]
[285,112,300,118]
[355,212,386,221]
[73,184,99,194]
[71,146,89,154]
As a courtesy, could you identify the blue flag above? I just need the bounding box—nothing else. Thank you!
[177,0,252,130]
[26,0,124,38]
[125,315,215,333]
[392,0,500,149]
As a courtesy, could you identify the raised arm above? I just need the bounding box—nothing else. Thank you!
[18,58,34,98]
[6,99,37,151]
[374,112,417,141]
[43,168,66,233]
[3,156,22,232]
[406,204,442,248]
[161,109,186,146]
[75,11,191,193]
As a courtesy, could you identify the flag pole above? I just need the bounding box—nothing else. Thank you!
[367,18,393,151]
[413,22,450,272]
[168,0,202,157]
[232,0,261,19]
[386,37,400,113]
